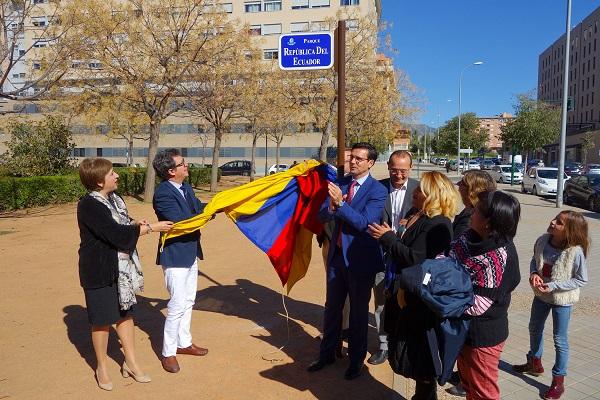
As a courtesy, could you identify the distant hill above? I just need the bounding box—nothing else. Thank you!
[402,123,436,136]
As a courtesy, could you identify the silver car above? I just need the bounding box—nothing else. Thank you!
[490,165,523,184]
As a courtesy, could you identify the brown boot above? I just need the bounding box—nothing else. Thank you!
[544,375,565,399]
[513,354,544,376]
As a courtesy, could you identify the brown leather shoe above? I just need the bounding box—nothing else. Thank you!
[177,344,208,356]
[161,356,180,373]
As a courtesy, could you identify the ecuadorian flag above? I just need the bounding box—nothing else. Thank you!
[160,160,336,292]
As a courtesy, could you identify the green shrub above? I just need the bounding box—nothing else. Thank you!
[0,167,218,211]
[0,175,86,212]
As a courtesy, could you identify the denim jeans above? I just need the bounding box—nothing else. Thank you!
[529,296,572,376]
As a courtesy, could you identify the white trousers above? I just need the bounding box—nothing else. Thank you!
[162,260,198,357]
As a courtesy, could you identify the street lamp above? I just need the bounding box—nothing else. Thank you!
[457,61,483,175]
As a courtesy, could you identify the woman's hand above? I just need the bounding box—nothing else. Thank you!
[396,288,407,309]
[151,221,174,232]
[368,222,392,239]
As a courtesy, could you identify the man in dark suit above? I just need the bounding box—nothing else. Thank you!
[308,142,387,380]
[368,150,419,365]
[153,148,208,374]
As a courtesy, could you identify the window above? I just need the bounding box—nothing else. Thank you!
[220,3,233,13]
[244,1,261,12]
[33,62,41,70]
[33,0,46,3]
[263,49,278,60]
[32,40,47,48]
[18,49,25,56]
[261,23,281,35]
[89,62,102,69]
[12,73,26,79]
[32,19,47,27]
[292,0,309,9]
[311,0,330,7]
[290,22,309,32]
[347,19,359,31]
[310,21,329,31]
[263,0,281,11]
[249,25,261,35]
[341,0,359,4]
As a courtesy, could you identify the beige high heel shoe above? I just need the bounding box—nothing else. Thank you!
[121,362,151,383]
[95,368,113,391]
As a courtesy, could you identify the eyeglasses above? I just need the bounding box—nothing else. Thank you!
[349,155,369,164]
[389,168,410,175]
[173,158,186,168]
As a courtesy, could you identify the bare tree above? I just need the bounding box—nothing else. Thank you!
[66,0,233,200]
[0,0,76,100]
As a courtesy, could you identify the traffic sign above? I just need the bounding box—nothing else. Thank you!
[278,32,334,71]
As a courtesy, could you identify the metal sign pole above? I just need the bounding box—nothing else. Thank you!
[557,0,572,208]
[336,20,346,180]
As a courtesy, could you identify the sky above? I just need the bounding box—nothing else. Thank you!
[380,0,600,128]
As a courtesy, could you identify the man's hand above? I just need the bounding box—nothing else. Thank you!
[368,222,393,239]
[328,182,343,207]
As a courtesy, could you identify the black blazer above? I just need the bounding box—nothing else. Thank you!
[380,177,419,227]
[77,194,140,289]
[379,214,453,270]
[380,214,454,381]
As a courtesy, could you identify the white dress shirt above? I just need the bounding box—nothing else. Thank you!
[390,181,408,232]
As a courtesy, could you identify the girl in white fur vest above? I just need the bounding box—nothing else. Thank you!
[513,210,589,400]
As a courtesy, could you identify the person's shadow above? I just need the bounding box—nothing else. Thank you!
[195,278,400,399]
[63,305,125,370]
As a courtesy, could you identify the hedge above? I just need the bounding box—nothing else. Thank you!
[0,167,218,212]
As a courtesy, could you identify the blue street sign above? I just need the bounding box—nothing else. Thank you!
[278,32,334,71]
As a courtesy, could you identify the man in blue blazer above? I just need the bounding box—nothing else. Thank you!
[369,150,419,365]
[308,142,387,380]
[153,149,207,374]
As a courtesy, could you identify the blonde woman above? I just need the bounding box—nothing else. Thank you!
[369,171,460,400]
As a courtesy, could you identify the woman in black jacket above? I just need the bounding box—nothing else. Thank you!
[369,171,460,400]
[451,190,521,400]
[78,158,172,390]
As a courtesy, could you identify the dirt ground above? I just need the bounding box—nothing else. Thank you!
[0,176,422,400]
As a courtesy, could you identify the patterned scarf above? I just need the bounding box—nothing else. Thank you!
[449,233,506,289]
[89,191,143,310]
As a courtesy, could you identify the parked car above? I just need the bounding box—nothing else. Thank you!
[219,160,252,176]
[563,174,600,212]
[480,159,495,170]
[586,164,600,174]
[526,159,545,172]
[490,165,523,184]
[466,160,481,170]
[437,157,448,166]
[550,161,584,176]
[268,164,289,175]
[522,167,569,196]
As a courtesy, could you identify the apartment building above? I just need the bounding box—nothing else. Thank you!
[0,0,383,171]
[477,112,512,152]
[538,6,600,165]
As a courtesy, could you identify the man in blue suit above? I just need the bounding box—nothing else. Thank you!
[308,142,387,380]
[153,149,208,374]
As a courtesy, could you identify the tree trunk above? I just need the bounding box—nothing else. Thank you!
[143,120,160,202]
[128,137,134,166]
[250,132,258,182]
[275,138,281,171]
[318,101,337,161]
[210,127,223,192]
